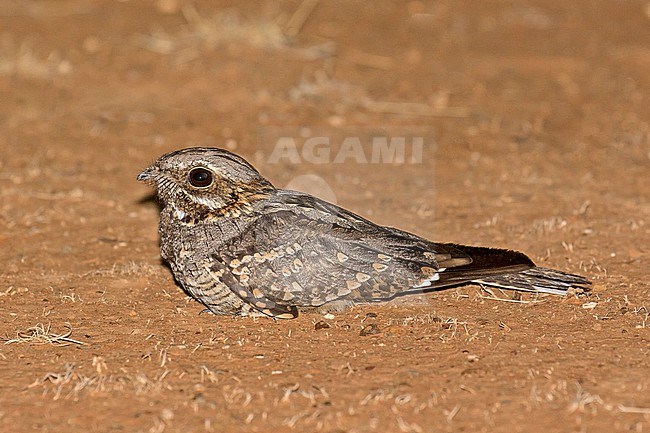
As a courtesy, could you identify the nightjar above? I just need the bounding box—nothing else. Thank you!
[138,147,590,319]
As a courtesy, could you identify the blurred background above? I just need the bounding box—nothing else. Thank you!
[0,1,649,432]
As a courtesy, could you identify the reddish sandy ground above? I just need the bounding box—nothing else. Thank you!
[1,1,649,432]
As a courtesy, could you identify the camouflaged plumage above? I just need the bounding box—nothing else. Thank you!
[138,147,590,319]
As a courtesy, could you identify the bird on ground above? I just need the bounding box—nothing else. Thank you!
[137,147,590,319]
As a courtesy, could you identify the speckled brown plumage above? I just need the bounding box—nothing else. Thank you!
[138,147,590,319]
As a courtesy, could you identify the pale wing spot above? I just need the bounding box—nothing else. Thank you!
[240,255,253,264]
[347,280,361,290]
[239,274,250,284]
[421,266,437,277]
[281,291,295,301]
[372,263,388,272]
[356,272,371,283]
[337,252,349,263]
[281,267,292,277]
[232,266,250,276]
[229,258,241,268]
[293,243,303,251]
[324,293,338,302]
[252,288,264,298]
[337,287,351,297]
[439,258,471,267]
[291,281,303,291]
[377,254,392,262]
[310,297,322,306]
[413,271,440,288]
[286,246,295,255]
[254,301,268,308]
[264,249,283,260]
[238,289,248,297]
[291,258,304,273]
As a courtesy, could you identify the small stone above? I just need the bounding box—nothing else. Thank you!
[314,321,331,330]
[359,323,381,336]
[161,408,174,422]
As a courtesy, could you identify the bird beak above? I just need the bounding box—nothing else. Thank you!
[137,166,157,182]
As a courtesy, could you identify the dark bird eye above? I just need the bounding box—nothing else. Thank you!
[188,167,213,188]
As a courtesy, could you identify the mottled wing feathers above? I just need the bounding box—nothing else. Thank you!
[208,257,299,319]
[214,194,475,317]
[195,189,586,318]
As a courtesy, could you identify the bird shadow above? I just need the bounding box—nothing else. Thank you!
[137,192,162,209]
[136,192,170,272]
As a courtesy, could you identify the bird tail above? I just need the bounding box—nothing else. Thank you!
[433,244,590,295]
[473,267,591,295]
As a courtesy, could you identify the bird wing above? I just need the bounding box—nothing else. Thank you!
[212,191,477,317]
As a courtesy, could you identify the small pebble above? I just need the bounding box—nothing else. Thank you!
[314,321,331,330]
[359,323,381,336]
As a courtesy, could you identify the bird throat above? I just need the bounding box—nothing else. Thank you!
[172,185,271,225]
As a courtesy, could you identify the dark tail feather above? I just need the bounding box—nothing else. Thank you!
[432,244,590,295]
[433,244,534,285]
[474,267,591,295]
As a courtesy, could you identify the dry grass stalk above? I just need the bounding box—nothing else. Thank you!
[284,0,320,38]
[2,323,84,346]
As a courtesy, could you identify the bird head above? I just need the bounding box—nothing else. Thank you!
[138,147,274,216]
